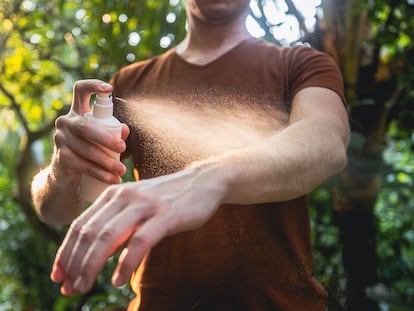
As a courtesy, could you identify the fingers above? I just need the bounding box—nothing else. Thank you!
[56,112,127,155]
[54,114,127,183]
[111,212,168,287]
[52,186,168,296]
[52,80,129,182]
[65,133,125,179]
[71,79,112,115]
[52,199,129,295]
[121,123,130,141]
[66,115,126,152]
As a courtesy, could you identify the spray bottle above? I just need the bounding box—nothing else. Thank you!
[80,92,122,202]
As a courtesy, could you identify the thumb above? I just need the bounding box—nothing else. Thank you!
[71,79,113,115]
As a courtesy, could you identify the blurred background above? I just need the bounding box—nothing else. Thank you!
[0,0,413,310]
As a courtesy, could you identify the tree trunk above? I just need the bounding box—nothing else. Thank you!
[319,1,382,309]
[332,157,381,310]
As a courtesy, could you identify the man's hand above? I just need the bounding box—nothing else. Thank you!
[52,79,129,185]
[31,79,130,225]
[50,167,226,296]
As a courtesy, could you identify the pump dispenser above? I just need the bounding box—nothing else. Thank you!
[80,92,122,202]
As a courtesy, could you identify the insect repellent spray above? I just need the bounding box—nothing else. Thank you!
[80,92,122,202]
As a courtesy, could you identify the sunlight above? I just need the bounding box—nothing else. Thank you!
[247,0,321,44]
[245,15,266,38]
[31,166,50,195]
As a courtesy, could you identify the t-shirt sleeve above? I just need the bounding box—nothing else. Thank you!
[287,45,346,104]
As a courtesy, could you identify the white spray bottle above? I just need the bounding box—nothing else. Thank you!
[80,92,122,202]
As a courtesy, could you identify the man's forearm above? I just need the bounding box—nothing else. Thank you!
[31,164,83,226]
[193,116,348,205]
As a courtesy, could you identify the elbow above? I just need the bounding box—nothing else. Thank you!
[337,126,350,172]
[337,146,348,173]
[332,141,348,174]
[332,121,350,174]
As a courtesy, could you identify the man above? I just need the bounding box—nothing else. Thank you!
[31,0,350,310]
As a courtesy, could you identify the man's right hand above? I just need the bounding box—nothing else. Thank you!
[51,79,129,186]
[31,79,129,225]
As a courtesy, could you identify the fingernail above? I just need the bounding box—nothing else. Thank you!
[74,276,86,292]
[99,82,112,90]
[112,272,124,287]
[61,280,74,296]
[51,265,63,282]
[112,274,125,287]
[117,163,125,175]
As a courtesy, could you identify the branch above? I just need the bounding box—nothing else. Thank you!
[342,0,365,101]
[249,1,282,46]
[0,82,65,244]
[28,105,70,143]
[284,0,310,36]
[0,78,70,144]
[371,0,399,75]
[0,81,31,133]
[0,0,24,54]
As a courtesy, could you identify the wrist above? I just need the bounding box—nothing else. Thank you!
[190,160,233,205]
[49,157,81,188]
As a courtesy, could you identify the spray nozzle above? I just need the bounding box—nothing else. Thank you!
[92,92,114,119]
[96,92,112,105]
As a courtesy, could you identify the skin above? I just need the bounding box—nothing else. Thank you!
[31,0,350,297]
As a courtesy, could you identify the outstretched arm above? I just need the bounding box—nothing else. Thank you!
[206,86,349,204]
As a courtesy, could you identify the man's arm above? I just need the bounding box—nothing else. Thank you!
[202,86,350,204]
[31,161,83,226]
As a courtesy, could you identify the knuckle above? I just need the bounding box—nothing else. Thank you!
[79,227,97,243]
[73,80,83,93]
[83,143,97,160]
[55,115,66,129]
[76,118,91,134]
[98,224,117,243]
[130,233,152,250]
[73,221,97,242]
[71,218,85,236]
[84,164,99,179]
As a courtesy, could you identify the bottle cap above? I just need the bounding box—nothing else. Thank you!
[96,93,112,105]
[93,92,113,119]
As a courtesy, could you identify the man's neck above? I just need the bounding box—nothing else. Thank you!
[176,15,251,66]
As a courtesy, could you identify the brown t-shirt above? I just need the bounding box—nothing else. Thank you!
[112,38,345,311]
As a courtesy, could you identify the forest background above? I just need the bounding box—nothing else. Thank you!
[0,0,413,310]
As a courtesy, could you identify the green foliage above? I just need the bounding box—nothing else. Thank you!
[359,0,414,138]
[375,134,414,306]
[0,200,58,309]
[310,187,348,310]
